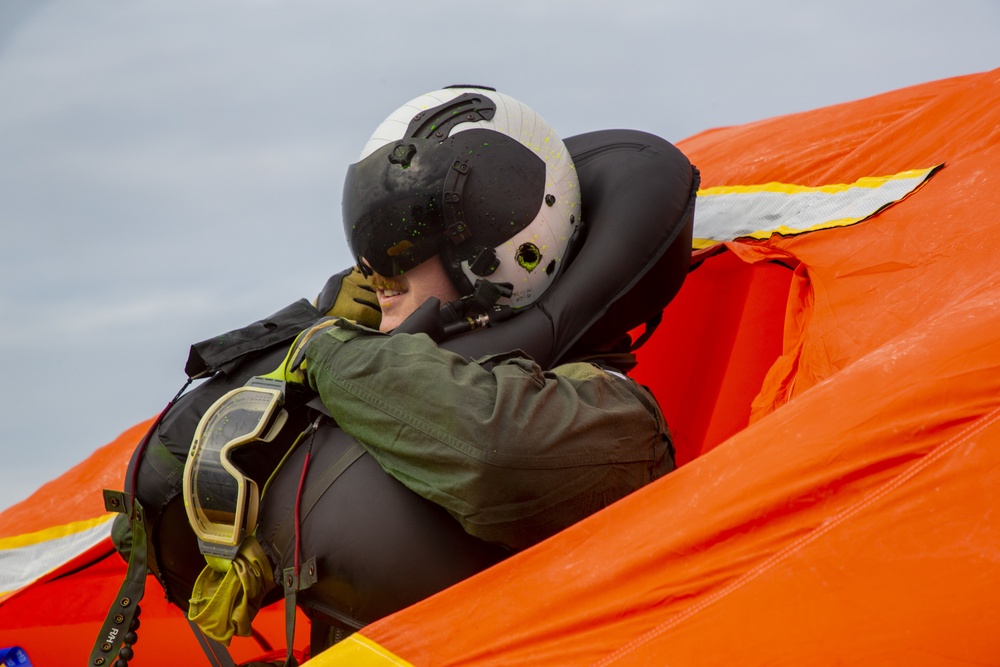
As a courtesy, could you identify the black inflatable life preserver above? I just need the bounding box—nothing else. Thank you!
[124,129,698,644]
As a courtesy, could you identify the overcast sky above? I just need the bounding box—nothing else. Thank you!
[1,0,997,513]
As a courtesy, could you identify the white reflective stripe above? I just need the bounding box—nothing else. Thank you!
[692,166,939,249]
[0,514,115,599]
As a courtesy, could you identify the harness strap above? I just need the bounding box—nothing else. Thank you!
[268,439,364,665]
[280,556,317,667]
[186,618,238,667]
[270,440,365,564]
[87,499,148,667]
[630,311,663,351]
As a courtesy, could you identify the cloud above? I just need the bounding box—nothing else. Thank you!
[1,0,998,515]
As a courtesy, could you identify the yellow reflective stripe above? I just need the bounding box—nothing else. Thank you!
[0,514,113,550]
[0,514,115,599]
[306,634,414,667]
[698,167,936,197]
[692,166,940,248]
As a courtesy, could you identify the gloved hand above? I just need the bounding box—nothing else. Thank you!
[314,266,381,329]
[260,317,341,388]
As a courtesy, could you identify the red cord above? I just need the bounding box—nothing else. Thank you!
[293,443,313,578]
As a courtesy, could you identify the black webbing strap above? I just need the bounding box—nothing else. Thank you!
[88,496,148,667]
[272,438,363,666]
[270,440,365,564]
[186,618,238,667]
[92,378,193,667]
[630,311,663,351]
[280,556,317,667]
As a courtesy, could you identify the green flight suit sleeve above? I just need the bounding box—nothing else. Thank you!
[304,319,674,550]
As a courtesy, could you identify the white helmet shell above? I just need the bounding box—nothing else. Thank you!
[354,86,581,308]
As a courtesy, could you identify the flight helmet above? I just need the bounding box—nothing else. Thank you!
[342,86,581,308]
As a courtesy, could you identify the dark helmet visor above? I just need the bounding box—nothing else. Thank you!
[343,129,546,278]
[343,139,454,277]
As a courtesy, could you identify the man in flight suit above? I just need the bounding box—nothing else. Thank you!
[277,86,675,551]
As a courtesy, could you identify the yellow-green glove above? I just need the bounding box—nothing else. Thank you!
[315,265,381,329]
[260,317,340,387]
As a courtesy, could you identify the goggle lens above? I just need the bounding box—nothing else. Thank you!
[184,386,283,550]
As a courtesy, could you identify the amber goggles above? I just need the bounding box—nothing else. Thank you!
[182,377,288,564]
